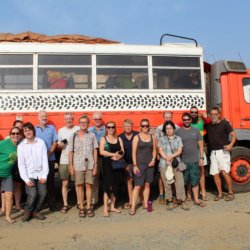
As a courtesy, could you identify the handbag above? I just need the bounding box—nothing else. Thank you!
[172,157,179,168]
[166,136,179,169]
[111,159,126,170]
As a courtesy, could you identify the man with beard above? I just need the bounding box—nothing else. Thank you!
[189,106,210,201]
[176,113,206,207]
[206,107,236,201]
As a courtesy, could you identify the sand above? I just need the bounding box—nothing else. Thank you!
[0,191,249,250]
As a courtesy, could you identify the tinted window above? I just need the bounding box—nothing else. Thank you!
[38,68,92,89]
[153,56,200,67]
[97,55,147,66]
[0,68,33,89]
[97,68,148,89]
[0,54,32,65]
[153,69,201,89]
[38,55,91,65]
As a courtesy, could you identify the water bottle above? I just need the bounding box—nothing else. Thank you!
[147,201,153,212]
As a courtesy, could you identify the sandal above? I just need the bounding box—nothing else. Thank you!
[225,193,234,201]
[200,194,209,201]
[214,195,223,201]
[195,201,206,207]
[86,208,95,217]
[124,203,131,209]
[60,205,68,214]
[79,209,86,218]
[129,210,136,216]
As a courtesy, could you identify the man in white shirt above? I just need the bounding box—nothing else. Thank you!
[57,113,79,213]
[18,122,49,221]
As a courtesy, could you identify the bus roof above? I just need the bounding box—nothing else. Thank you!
[0,31,119,44]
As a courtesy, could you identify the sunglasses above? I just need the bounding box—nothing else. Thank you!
[183,119,191,122]
[94,118,102,121]
[11,132,20,135]
[107,126,115,129]
[141,124,149,128]
[190,111,198,114]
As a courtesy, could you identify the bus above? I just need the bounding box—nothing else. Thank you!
[0,32,249,192]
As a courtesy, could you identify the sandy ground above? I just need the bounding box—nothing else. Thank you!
[0,190,250,250]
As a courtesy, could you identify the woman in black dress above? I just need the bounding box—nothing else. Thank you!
[99,121,125,217]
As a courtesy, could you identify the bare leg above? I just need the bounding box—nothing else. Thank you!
[75,183,80,207]
[127,177,133,205]
[130,186,141,213]
[192,185,200,203]
[85,183,92,210]
[213,173,223,197]
[1,193,6,213]
[110,194,120,212]
[186,185,192,200]
[143,183,150,208]
[103,192,109,216]
[199,166,206,198]
[5,192,15,223]
[221,171,233,194]
[77,184,84,209]
[61,180,69,206]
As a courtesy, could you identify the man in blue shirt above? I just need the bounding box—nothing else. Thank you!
[35,110,58,211]
[88,112,105,208]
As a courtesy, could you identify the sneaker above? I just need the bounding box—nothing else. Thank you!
[33,212,46,220]
[21,212,32,222]
[159,195,165,205]
[180,201,190,211]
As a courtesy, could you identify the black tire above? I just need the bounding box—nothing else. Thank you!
[223,147,250,193]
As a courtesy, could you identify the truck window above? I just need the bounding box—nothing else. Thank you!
[243,78,250,103]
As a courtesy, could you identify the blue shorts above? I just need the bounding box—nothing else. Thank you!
[0,176,13,192]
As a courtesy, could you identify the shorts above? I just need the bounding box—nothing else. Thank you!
[75,170,93,185]
[210,150,231,175]
[183,162,200,186]
[134,163,154,186]
[59,164,70,180]
[0,176,13,192]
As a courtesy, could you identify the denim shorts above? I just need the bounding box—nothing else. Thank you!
[0,176,13,192]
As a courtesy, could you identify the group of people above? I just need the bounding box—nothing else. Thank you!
[0,106,236,223]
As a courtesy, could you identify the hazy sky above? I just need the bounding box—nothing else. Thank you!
[1,0,249,66]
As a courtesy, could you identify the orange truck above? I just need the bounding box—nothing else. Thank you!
[0,32,249,191]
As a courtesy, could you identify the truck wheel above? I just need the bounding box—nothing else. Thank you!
[224,147,250,193]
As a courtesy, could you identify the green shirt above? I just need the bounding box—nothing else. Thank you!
[0,138,17,178]
[191,117,205,137]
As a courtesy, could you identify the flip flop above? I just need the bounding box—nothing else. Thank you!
[103,212,110,217]
[129,210,136,216]
[200,194,209,201]
[86,209,95,217]
[195,201,206,207]
[214,195,223,201]
[124,203,131,209]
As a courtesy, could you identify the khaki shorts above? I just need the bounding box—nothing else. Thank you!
[59,164,70,180]
[75,170,93,185]
[210,150,231,175]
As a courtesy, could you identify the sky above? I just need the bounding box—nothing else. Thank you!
[1,0,250,66]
